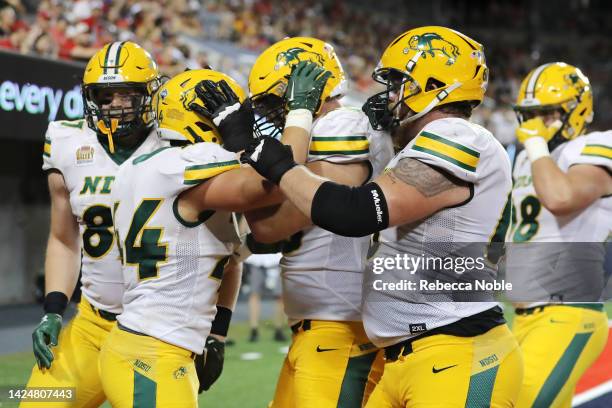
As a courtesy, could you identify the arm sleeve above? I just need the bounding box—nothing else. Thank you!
[401,118,486,183]
[311,181,389,237]
[307,108,371,164]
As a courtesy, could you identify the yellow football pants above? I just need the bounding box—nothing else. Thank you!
[20,297,115,408]
[271,320,384,408]
[366,323,523,408]
[99,324,199,408]
[513,304,608,408]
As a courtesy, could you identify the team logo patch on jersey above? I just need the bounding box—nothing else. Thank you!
[76,145,95,165]
[173,366,187,379]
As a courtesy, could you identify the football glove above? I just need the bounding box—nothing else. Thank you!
[195,336,226,393]
[516,117,562,144]
[190,79,255,152]
[241,137,297,185]
[32,313,62,369]
[286,61,332,113]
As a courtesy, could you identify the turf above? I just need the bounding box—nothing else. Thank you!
[0,322,289,408]
[0,304,610,407]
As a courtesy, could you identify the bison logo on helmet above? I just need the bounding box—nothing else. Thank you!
[403,33,460,66]
[274,47,325,71]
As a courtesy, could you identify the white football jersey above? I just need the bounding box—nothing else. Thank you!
[281,106,394,324]
[42,119,163,313]
[511,131,612,243]
[507,131,612,305]
[362,117,512,347]
[112,142,242,354]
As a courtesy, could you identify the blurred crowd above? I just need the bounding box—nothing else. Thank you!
[1,0,611,135]
[0,0,207,76]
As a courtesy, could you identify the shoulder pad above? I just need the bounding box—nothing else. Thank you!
[309,107,370,164]
[42,119,92,172]
[569,130,612,170]
[46,119,90,138]
[401,117,487,182]
[180,143,241,185]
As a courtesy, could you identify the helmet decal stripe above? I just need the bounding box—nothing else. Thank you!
[102,44,111,75]
[105,42,121,73]
[114,41,126,74]
[525,63,552,99]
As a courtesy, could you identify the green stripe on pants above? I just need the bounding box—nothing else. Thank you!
[464,365,499,407]
[532,332,592,408]
[134,370,156,408]
[337,352,377,408]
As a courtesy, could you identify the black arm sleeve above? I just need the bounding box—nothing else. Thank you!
[245,233,285,254]
[310,181,389,237]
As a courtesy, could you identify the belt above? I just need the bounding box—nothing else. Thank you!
[515,303,604,315]
[118,322,147,336]
[290,319,312,334]
[117,323,197,360]
[90,303,119,322]
[384,306,505,362]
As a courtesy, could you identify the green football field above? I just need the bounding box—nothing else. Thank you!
[0,304,610,407]
[0,322,289,408]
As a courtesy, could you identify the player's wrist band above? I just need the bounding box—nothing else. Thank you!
[210,306,233,337]
[43,291,69,316]
[285,109,313,133]
[524,137,550,162]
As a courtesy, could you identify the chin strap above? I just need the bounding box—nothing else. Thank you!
[97,119,119,153]
[397,81,463,126]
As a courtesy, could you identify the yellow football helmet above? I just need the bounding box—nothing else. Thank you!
[363,26,488,130]
[514,62,593,142]
[248,37,347,137]
[153,69,246,144]
[82,41,160,152]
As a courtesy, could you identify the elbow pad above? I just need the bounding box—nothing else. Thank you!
[311,182,389,237]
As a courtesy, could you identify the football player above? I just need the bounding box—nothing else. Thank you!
[100,68,290,408]
[243,26,524,407]
[508,62,610,407]
[239,37,393,408]
[22,41,165,408]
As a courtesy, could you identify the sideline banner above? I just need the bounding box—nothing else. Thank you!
[0,51,85,141]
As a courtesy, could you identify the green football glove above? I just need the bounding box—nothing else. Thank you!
[286,61,332,113]
[32,313,62,369]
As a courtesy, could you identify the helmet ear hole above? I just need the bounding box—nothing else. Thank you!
[425,78,446,92]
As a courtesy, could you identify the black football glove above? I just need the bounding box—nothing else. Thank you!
[195,336,226,393]
[189,79,255,152]
[240,138,297,185]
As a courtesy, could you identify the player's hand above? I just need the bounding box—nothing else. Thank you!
[516,117,562,144]
[195,336,226,393]
[286,61,332,113]
[190,80,255,152]
[241,138,297,185]
[32,313,62,369]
